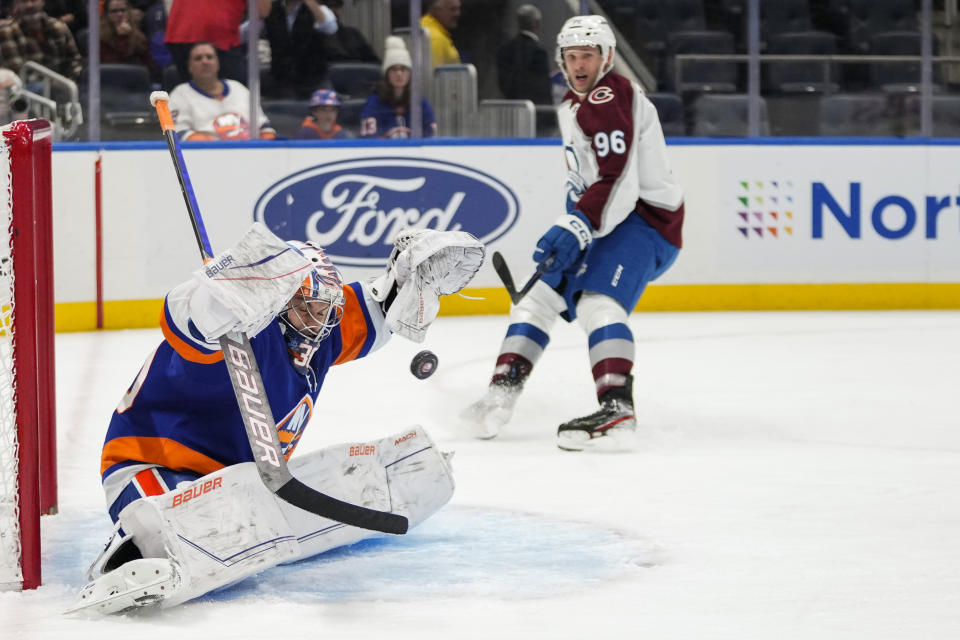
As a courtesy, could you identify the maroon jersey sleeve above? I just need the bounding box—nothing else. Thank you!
[572,74,637,230]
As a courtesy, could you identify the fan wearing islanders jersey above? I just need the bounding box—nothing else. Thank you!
[168,41,276,141]
[462,15,685,452]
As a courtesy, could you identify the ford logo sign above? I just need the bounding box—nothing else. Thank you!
[254,157,519,267]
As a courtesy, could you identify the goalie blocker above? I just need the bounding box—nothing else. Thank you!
[67,428,453,615]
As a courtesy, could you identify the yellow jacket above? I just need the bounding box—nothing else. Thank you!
[420,13,460,67]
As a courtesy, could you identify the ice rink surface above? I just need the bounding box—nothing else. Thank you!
[2,310,960,639]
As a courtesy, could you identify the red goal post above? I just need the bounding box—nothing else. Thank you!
[0,119,57,591]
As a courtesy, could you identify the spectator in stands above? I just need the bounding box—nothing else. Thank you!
[100,0,157,79]
[140,0,173,73]
[420,0,460,67]
[165,0,271,84]
[298,88,350,139]
[360,35,437,138]
[322,0,378,64]
[43,0,85,36]
[0,66,27,124]
[169,41,276,141]
[262,0,338,99]
[0,0,81,80]
[496,4,551,105]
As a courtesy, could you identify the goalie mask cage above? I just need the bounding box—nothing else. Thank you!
[0,120,57,591]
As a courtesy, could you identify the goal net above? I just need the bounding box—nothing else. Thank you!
[0,119,57,591]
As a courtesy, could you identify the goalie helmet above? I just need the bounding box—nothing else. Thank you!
[279,241,346,373]
[555,15,616,93]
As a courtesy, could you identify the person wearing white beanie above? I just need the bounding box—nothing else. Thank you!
[360,36,439,138]
[381,35,412,73]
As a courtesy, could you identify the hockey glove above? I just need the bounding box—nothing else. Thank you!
[533,210,593,273]
[369,228,485,342]
[189,223,313,341]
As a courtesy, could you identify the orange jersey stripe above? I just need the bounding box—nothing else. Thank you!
[159,307,224,364]
[334,285,370,365]
[101,436,226,477]
[134,468,166,496]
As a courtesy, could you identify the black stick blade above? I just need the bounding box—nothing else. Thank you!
[276,478,409,534]
[491,251,521,304]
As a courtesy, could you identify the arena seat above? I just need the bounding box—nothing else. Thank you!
[432,64,478,137]
[867,31,935,93]
[327,63,382,100]
[691,94,769,136]
[647,92,686,136]
[765,31,840,94]
[903,94,960,137]
[818,93,893,136]
[847,0,918,53]
[760,0,814,42]
[666,30,738,94]
[478,99,536,138]
[261,100,307,139]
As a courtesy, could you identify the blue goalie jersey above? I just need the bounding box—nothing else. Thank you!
[99,280,390,506]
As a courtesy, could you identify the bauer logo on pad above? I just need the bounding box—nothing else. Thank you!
[253,157,518,267]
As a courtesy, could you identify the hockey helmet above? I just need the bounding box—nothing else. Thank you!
[280,241,346,371]
[555,15,617,93]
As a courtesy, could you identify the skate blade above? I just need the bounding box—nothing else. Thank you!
[557,426,638,453]
[64,558,179,616]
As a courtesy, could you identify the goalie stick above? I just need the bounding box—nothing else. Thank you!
[491,251,555,305]
[149,91,407,535]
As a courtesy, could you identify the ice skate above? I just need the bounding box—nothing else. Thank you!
[460,382,521,440]
[556,387,637,452]
[64,558,181,616]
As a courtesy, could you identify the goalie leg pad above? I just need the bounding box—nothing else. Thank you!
[72,430,453,612]
[74,462,300,613]
[281,427,455,560]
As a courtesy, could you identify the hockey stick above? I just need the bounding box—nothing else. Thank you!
[491,251,555,305]
[149,91,407,535]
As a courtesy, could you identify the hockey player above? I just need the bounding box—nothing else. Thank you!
[68,222,484,614]
[461,15,684,452]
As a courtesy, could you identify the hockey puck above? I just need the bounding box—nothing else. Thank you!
[410,350,439,379]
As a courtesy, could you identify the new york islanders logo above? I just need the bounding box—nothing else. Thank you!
[588,87,614,105]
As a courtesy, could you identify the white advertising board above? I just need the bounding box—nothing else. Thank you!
[50,140,960,327]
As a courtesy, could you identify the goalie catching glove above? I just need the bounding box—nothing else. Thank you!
[370,228,485,342]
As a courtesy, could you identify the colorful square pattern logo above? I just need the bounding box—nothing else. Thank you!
[736,180,795,239]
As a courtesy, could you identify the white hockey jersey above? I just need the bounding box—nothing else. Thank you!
[169,79,275,141]
[558,72,684,246]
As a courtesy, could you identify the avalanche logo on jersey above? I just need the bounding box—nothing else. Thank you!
[277,396,312,458]
[588,87,615,105]
[213,112,250,140]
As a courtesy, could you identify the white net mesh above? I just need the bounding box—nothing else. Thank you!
[0,125,21,589]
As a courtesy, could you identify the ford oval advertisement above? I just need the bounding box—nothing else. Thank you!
[254,157,519,267]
